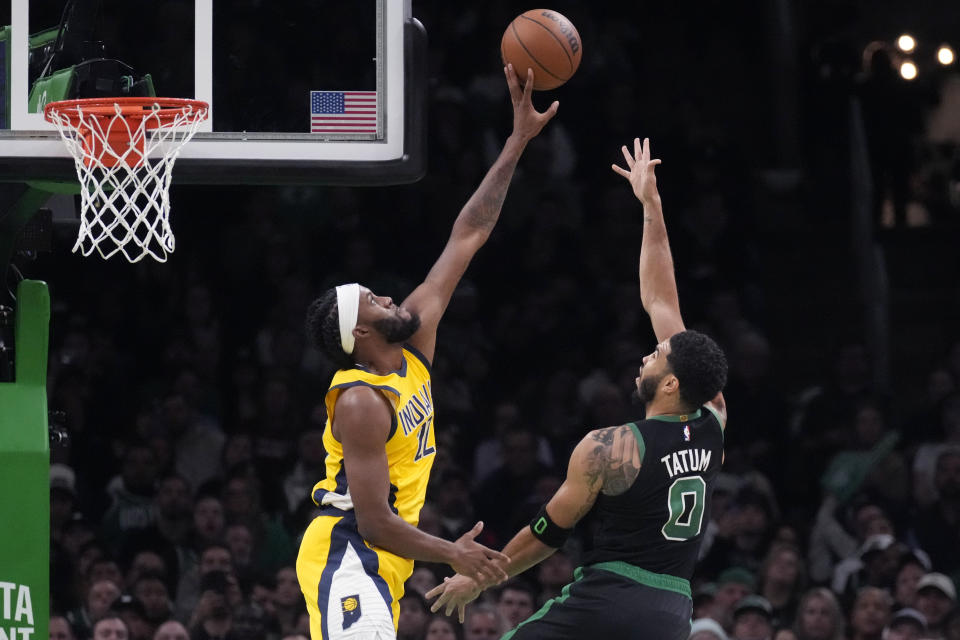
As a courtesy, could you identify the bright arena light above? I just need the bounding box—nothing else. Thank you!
[897,34,916,53]
[938,45,955,65]
[900,60,918,80]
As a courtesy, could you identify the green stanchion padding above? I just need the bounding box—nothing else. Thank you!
[0,279,50,640]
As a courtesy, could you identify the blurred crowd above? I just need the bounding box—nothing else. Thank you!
[34,2,960,640]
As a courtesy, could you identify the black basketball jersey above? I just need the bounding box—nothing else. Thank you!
[583,407,724,580]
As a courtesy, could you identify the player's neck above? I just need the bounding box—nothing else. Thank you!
[645,398,695,419]
[355,343,405,375]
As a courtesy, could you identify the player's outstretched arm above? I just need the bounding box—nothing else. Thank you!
[427,425,641,621]
[612,138,727,424]
[336,387,509,586]
[612,137,684,343]
[402,64,559,363]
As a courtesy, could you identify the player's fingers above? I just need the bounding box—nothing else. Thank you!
[649,159,662,167]
[523,68,535,100]
[504,64,522,102]
[425,584,442,601]
[634,137,643,161]
[458,603,467,624]
[544,100,559,119]
[611,164,630,179]
[621,145,635,167]
[644,137,651,159]
[485,547,510,563]
[468,521,483,538]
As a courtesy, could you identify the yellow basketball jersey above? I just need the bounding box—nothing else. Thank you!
[311,343,436,535]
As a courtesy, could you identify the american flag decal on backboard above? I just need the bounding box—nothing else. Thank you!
[310,91,378,134]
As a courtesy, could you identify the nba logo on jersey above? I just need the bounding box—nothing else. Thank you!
[683,425,691,441]
[341,595,361,629]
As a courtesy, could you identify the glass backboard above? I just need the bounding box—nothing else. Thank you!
[0,0,425,185]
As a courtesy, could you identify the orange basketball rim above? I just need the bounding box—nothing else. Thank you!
[43,97,208,169]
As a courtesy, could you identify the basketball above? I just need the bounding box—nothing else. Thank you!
[501,9,582,91]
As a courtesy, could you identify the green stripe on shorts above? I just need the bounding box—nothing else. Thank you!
[590,561,691,599]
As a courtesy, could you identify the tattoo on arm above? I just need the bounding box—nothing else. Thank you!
[462,158,520,232]
[586,425,642,496]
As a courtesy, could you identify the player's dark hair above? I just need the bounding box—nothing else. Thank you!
[666,330,728,409]
[305,288,355,370]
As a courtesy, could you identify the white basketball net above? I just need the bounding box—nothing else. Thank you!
[45,100,208,263]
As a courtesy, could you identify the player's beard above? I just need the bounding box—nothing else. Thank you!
[374,311,422,344]
[634,371,664,405]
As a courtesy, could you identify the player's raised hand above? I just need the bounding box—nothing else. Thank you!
[612,137,662,205]
[505,64,559,141]
[448,521,510,587]
[426,574,483,623]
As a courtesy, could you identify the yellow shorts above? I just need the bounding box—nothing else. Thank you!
[297,512,412,639]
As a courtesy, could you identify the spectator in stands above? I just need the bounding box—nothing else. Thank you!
[152,620,189,640]
[408,566,441,598]
[281,428,326,513]
[472,402,554,488]
[130,573,173,629]
[473,428,554,545]
[883,608,928,640]
[833,533,902,603]
[758,543,805,629]
[691,617,731,640]
[187,568,234,640]
[398,590,431,640]
[893,552,931,609]
[495,579,536,631]
[462,603,506,640]
[792,587,845,640]
[913,573,957,637]
[910,449,960,575]
[820,400,908,511]
[912,394,960,507]
[51,614,77,640]
[534,547,576,607]
[51,464,80,545]
[426,614,464,640]
[162,391,225,491]
[711,567,757,630]
[113,594,152,640]
[101,442,160,548]
[92,614,129,640]
[221,471,295,575]
[69,579,122,640]
[175,543,233,623]
[123,551,169,591]
[272,567,305,637]
[689,618,730,640]
[731,595,775,640]
[809,496,894,585]
[430,469,477,541]
[225,521,256,583]
[847,587,893,640]
[186,495,226,574]
[700,488,776,576]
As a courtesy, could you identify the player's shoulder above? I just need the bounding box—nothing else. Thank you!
[582,423,639,446]
[336,384,388,411]
[704,392,727,430]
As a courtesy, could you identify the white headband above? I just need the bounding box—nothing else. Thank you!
[335,283,360,355]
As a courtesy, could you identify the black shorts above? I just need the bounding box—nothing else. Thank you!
[501,563,692,640]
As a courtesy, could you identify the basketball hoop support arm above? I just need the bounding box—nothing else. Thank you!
[0,183,53,296]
